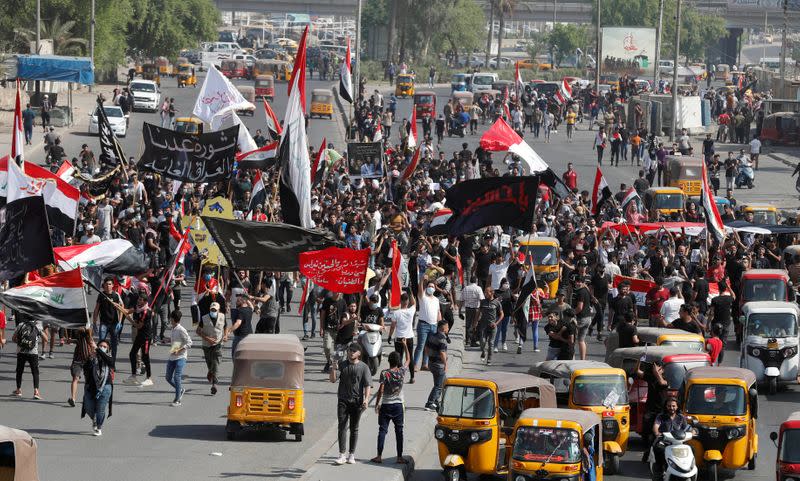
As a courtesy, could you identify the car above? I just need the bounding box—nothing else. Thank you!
[128,80,160,112]
[458,55,484,68]
[232,53,257,68]
[89,105,127,137]
[488,57,512,69]
[517,58,539,69]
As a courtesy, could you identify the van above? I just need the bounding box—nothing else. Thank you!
[471,72,498,92]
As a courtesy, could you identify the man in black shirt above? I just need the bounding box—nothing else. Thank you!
[477,287,503,365]
[92,278,123,362]
[320,292,346,373]
[228,295,254,358]
[330,342,372,465]
[474,243,494,289]
[424,320,449,411]
[360,293,385,328]
[671,304,703,334]
[571,275,593,360]
[616,312,639,347]
[543,311,567,360]
[610,281,637,329]
[638,361,669,462]
[708,281,735,360]
[590,265,609,338]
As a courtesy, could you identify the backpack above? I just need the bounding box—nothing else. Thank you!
[15,321,37,351]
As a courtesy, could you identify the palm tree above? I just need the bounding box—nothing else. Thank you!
[492,0,532,70]
[16,15,87,55]
[484,0,495,69]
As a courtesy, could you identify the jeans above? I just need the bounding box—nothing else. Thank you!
[493,316,510,348]
[480,324,498,360]
[412,322,438,369]
[97,322,122,362]
[302,302,317,337]
[427,363,446,406]
[337,399,363,454]
[518,321,540,350]
[83,383,112,428]
[546,346,561,360]
[231,334,245,359]
[323,331,336,364]
[278,280,294,310]
[24,124,33,143]
[377,403,404,457]
[165,358,186,402]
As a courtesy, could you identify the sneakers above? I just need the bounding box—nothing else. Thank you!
[334,453,348,465]
[93,428,102,436]
[47,352,54,359]
[502,343,508,352]
[493,347,498,353]
[486,360,492,366]
[424,403,438,412]
[211,385,218,395]
[534,348,541,352]
[68,398,75,407]
[480,352,485,360]
[124,375,140,385]
[346,453,356,464]
[140,378,153,387]
[517,346,522,354]
[171,400,182,407]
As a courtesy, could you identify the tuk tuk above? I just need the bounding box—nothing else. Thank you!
[715,64,731,81]
[528,360,630,473]
[260,60,291,81]
[310,89,334,119]
[739,203,779,224]
[516,236,560,295]
[142,63,160,87]
[606,346,711,437]
[665,155,703,197]
[451,91,472,111]
[740,269,793,307]
[254,75,275,100]
[451,73,472,93]
[414,91,436,119]
[155,56,170,76]
[682,367,759,480]
[226,334,305,441]
[509,408,604,481]
[769,411,800,481]
[783,245,800,267]
[0,425,39,481]
[222,59,248,79]
[176,64,196,88]
[605,327,705,352]
[739,301,800,394]
[174,117,204,136]
[236,86,256,117]
[435,371,557,480]
[473,89,500,105]
[761,112,800,146]
[644,187,686,217]
[395,74,415,98]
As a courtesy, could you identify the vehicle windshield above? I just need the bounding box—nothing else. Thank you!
[685,384,746,416]
[743,278,786,302]
[746,312,798,338]
[130,82,156,92]
[752,211,778,224]
[250,361,285,380]
[512,427,581,464]
[571,374,629,407]
[175,122,200,134]
[680,166,700,179]
[398,75,413,83]
[654,193,684,210]
[0,441,14,476]
[473,75,494,86]
[312,94,331,103]
[518,244,558,266]
[96,107,123,118]
[451,74,465,83]
[780,429,800,463]
[416,95,434,104]
[660,340,705,352]
[439,385,495,419]
[256,80,272,87]
[179,66,192,72]
[663,361,709,388]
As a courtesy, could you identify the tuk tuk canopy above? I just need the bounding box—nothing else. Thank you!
[16,54,94,85]
[451,371,557,407]
[684,366,757,388]
[529,360,612,379]
[518,407,601,433]
[232,334,304,389]
[0,425,39,481]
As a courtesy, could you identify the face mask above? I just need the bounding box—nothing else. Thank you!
[210,312,218,319]
[204,274,212,282]
[371,302,380,309]
[426,287,435,295]
[501,283,509,290]
[99,346,108,353]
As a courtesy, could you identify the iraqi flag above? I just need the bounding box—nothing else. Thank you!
[612,275,657,307]
[373,122,383,142]
[0,268,90,328]
[310,137,327,188]
[401,145,421,182]
[339,37,354,103]
[236,140,279,170]
[263,98,283,140]
[389,240,402,309]
[56,159,76,183]
[7,159,79,234]
[514,61,524,97]
[555,78,573,104]
[427,208,452,235]
[248,169,267,213]
[11,80,24,162]
[54,239,148,275]
[406,107,418,149]
[702,162,726,243]
[279,26,313,228]
[591,166,612,216]
[0,155,8,199]
[620,186,641,211]
[480,117,549,172]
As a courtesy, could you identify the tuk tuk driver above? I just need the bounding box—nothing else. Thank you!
[638,360,669,462]
[652,397,688,475]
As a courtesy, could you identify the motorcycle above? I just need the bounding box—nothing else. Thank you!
[649,425,698,481]
[358,323,383,376]
[735,161,755,189]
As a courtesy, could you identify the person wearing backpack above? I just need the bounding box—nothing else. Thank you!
[13,316,47,399]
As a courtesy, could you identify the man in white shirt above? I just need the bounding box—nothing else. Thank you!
[488,253,510,290]
[659,286,683,326]
[412,279,441,372]
[749,135,761,170]
[79,224,101,245]
[461,280,485,346]
[388,291,417,383]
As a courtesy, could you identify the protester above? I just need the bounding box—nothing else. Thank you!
[166,310,191,406]
[424,320,449,411]
[12,315,47,399]
[81,338,114,436]
[197,301,226,395]
[371,341,410,465]
[330,342,372,465]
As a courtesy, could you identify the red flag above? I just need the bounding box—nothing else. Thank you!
[401,145,420,182]
[298,247,370,294]
[11,79,24,161]
[389,240,402,308]
[701,162,726,243]
[263,98,282,137]
[407,107,418,149]
[288,26,308,112]
[297,278,311,315]
[310,136,327,182]
[456,254,464,285]
[168,218,182,241]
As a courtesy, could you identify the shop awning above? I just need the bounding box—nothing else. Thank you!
[16,55,94,85]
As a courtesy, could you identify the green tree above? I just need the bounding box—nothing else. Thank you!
[15,15,87,55]
[438,0,486,65]
[547,23,587,67]
[525,31,549,67]
[127,0,219,59]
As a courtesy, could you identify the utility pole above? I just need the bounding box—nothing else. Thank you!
[355,0,362,103]
[595,0,601,95]
[553,0,557,25]
[654,0,664,87]
[780,0,788,96]
[763,10,768,68]
[89,0,95,92]
[670,0,682,142]
[35,0,41,54]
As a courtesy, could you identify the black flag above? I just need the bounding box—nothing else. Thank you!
[96,97,127,168]
[0,196,55,282]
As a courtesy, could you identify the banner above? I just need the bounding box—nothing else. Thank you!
[0,196,54,281]
[612,275,656,306]
[298,247,369,294]
[192,65,256,124]
[201,216,340,271]
[601,27,657,75]
[0,268,89,328]
[138,123,238,183]
[96,97,127,166]
[444,176,540,236]
[347,142,385,179]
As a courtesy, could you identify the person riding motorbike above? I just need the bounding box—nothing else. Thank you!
[47,137,67,165]
[651,397,688,475]
[735,149,755,189]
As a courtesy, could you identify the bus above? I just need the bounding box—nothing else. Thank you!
[760,57,796,70]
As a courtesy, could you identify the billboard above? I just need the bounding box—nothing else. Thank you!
[727,0,800,11]
[601,27,657,76]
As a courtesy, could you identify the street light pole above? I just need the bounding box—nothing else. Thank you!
[654,0,664,87]
[670,0,682,142]
[355,0,362,103]
[35,0,41,54]
[780,0,788,95]
[595,0,601,95]
[89,0,95,92]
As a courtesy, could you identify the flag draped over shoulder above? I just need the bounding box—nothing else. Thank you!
[339,37,354,103]
[0,268,90,328]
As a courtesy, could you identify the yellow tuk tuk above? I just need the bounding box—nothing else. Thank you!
[665,155,703,197]
[142,63,160,87]
[395,73,415,97]
[435,371,557,480]
[254,59,290,82]
[174,117,204,136]
[236,86,256,117]
[644,187,686,217]
[509,408,604,481]
[739,203,779,224]
[605,327,706,352]
[682,367,759,480]
[529,360,630,474]
[516,236,560,295]
[226,334,305,441]
[0,425,39,481]
[177,64,196,88]
[155,56,171,76]
[310,89,334,119]
[715,64,731,81]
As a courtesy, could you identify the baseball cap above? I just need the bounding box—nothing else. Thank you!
[210,302,220,311]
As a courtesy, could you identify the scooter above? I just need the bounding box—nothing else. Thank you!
[649,425,698,481]
[358,323,383,376]
[735,162,755,189]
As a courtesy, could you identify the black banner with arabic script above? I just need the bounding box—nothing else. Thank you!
[444,176,540,236]
[138,123,238,183]
[0,196,55,282]
[201,216,341,271]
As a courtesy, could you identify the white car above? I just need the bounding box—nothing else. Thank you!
[488,57,513,69]
[129,80,160,112]
[89,105,127,138]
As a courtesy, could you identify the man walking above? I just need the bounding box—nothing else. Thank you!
[330,342,372,465]
[320,291,346,373]
[476,286,502,365]
[197,302,226,395]
[22,103,36,144]
[12,315,47,399]
[413,280,441,372]
[165,311,191,406]
[93,278,124,362]
[424,320,449,411]
[371,341,410,465]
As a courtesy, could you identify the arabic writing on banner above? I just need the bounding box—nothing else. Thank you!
[139,123,238,183]
[612,275,656,306]
[299,247,370,294]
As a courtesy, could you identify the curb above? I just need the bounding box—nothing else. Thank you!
[331,85,350,143]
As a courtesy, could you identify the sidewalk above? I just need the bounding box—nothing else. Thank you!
[298,320,465,481]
